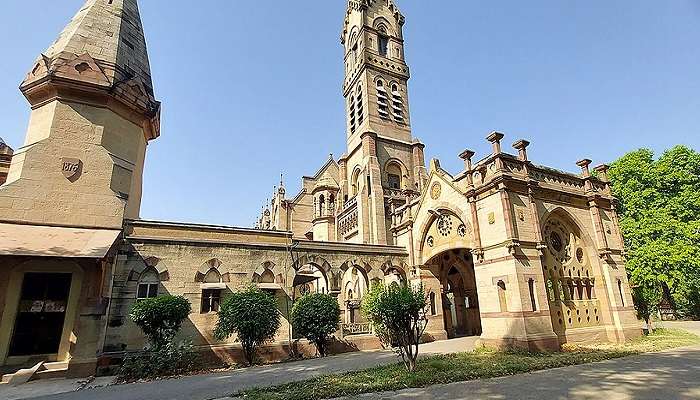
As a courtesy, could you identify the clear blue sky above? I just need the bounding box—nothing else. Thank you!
[1,1,698,227]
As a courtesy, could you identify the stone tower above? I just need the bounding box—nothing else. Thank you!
[0,0,160,229]
[337,0,427,245]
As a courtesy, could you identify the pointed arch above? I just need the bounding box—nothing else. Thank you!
[416,205,474,265]
[194,258,227,283]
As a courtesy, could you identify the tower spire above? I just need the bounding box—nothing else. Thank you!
[21,0,160,140]
[0,0,161,228]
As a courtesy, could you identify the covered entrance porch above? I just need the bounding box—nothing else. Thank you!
[424,248,482,339]
[0,223,120,383]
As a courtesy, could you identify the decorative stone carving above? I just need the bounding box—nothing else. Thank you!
[430,182,442,200]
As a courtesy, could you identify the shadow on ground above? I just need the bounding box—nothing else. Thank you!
[350,346,700,400]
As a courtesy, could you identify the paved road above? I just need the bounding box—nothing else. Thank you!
[1,337,478,400]
[3,322,698,400]
[344,345,700,400]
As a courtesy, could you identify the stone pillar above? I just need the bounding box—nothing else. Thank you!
[361,132,388,244]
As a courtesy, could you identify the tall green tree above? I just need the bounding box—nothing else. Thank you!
[608,145,700,319]
[362,282,427,372]
[290,293,341,357]
[214,286,281,365]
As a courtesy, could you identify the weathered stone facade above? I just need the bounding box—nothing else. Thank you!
[258,0,640,350]
[0,0,639,382]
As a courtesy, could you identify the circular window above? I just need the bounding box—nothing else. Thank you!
[427,236,434,247]
[437,215,453,237]
[544,221,571,264]
[457,224,467,237]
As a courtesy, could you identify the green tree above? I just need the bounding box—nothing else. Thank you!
[608,145,700,319]
[214,285,281,365]
[129,295,192,348]
[631,284,662,332]
[290,293,341,357]
[362,282,427,372]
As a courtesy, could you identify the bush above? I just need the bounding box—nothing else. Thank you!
[214,285,281,365]
[362,282,427,372]
[291,293,341,357]
[118,340,199,382]
[129,295,192,348]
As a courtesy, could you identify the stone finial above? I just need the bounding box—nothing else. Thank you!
[458,149,475,171]
[594,164,610,182]
[512,139,531,161]
[429,158,441,174]
[486,131,505,154]
[576,159,593,177]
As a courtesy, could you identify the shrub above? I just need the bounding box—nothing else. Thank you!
[123,295,198,381]
[118,340,199,382]
[214,285,281,365]
[129,295,192,348]
[362,282,427,372]
[291,293,341,357]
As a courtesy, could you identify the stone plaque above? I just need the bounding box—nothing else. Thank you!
[430,182,442,200]
[61,158,82,181]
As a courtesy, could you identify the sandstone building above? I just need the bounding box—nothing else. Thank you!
[0,139,12,185]
[0,0,639,381]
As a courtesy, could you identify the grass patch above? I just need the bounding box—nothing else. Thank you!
[235,329,700,400]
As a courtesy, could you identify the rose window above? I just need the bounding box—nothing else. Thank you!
[544,221,571,264]
[457,224,467,237]
[436,215,453,237]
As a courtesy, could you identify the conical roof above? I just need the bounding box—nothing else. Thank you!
[41,0,153,88]
[20,0,160,139]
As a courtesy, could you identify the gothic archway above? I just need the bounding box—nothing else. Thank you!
[541,209,602,339]
[417,208,474,265]
[426,248,482,338]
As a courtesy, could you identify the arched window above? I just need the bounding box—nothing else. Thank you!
[429,292,437,316]
[260,269,275,284]
[201,269,224,314]
[576,279,584,300]
[356,85,364,125]
[204,268,222,284]
[618,279,625,307]
[319,194,325,217]
[497,280,508,312]
[528,278,537,311]
[391,84,404,122]
[137,269,159,300]
[386,162,402,190]
[376,80,389,120]
[349,93,356,133]
[378,34,389,57]
[351,168,361,196]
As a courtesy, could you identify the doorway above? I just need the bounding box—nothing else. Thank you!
[429,249,482,338]
[9,273,72,357]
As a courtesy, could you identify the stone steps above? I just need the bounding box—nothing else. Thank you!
[0,361,68,385]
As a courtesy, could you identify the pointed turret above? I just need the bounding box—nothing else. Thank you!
[21,0,160,140]
[0,0,160,228]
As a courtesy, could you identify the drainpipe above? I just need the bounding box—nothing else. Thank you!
[98,249,119,362]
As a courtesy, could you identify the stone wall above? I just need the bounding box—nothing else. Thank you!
[103,220,409,365]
